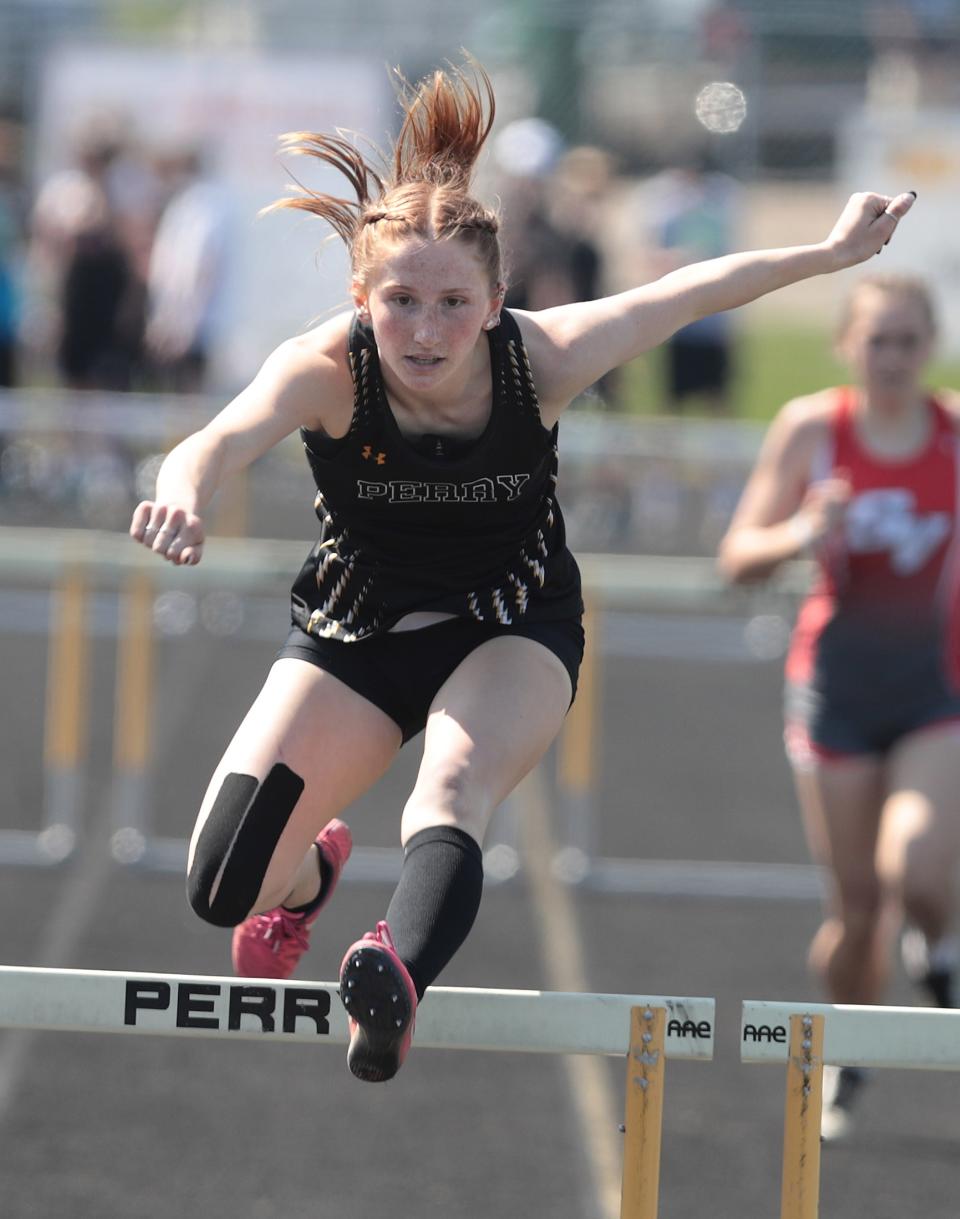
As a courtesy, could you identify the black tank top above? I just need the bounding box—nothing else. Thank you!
[290,310,582,641]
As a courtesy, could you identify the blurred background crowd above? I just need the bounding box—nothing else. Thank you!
[5,11,960,1217]
[2,0,960,550]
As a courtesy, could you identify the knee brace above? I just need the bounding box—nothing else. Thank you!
[186,763,305,928]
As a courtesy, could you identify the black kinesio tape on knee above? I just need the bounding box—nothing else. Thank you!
[186,764,305,927]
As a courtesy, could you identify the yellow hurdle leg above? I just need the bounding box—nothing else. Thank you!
[620,1005,665,1219]
[558,598,599,796]
[42,568,91,855]
[212,468,249,537]
[109,570,156,862]
[780,1012,825,1219]
[555,599,600,878]
[44,568,90,774]
[113,570,155,774]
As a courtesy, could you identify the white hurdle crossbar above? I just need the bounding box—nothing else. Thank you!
[0,966,713,1058]
[741,998,960,1070]
[741,1000,960,1219]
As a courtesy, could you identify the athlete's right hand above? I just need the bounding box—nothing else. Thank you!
[793,477,851,549]
[130,501,205,566]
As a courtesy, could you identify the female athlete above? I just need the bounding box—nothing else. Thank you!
[131,60,915,1082]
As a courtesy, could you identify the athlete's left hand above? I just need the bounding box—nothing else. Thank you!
[823,191,916,268]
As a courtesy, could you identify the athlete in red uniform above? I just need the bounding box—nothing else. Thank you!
[719,273,959,1137]
[129,57,914,1084]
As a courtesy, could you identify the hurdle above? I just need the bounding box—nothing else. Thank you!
[553,554,818,898]
[741,999,960,1219]
[0,527,523,881]
[0,565,90,866]
[0,966,714,1218]
[0,525,797,888]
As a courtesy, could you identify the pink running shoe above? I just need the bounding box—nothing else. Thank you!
[231,819,352,979]
[339,920,418,1082]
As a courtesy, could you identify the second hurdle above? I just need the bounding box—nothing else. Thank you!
[741,998,960,1219]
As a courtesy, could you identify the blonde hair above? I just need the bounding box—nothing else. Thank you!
[836,272,937,339]
[268,59,502,290]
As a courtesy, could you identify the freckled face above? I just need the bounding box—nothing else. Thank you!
[354,237,500,397]
[838,290,934,399]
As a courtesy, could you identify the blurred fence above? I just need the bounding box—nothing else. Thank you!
[0,387,765,555]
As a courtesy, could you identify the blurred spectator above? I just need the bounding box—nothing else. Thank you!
[144,146,231,394]
[494,120,608,310]
[493,119,615,403]
[640,154,740,415]
[866,3,924,109]
[866,2,960,110]
[0,119,24,387]
[552,143,620,405]
[28,127,144,390]
[699,0,751,69]
[551,145,615,301]
[58,197,139,391]
[494,118,571,311]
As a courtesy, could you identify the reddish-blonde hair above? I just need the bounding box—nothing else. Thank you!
[269,60,502,290]
[837,272,937,339]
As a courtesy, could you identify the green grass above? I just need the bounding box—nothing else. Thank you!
[614,326,960,423]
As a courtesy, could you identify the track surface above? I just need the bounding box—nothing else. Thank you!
[2,603,958,1219]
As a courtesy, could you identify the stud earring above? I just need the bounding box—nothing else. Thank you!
[484,316,500,330]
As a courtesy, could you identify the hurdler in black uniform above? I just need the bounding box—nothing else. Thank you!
[280,309,584,742]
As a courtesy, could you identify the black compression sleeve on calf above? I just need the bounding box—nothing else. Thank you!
[384,826,484,1000]
[186,764,305,927]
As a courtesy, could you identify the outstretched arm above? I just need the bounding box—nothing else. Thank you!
[523,190,916,418]
[130,319,351,565]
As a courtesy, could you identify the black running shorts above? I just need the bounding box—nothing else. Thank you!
[276,615,585,744]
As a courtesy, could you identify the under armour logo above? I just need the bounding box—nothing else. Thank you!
[361,445,386,465]
[845,489,951,574]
